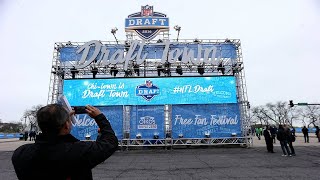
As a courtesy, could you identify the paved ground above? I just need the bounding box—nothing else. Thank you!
[1,134,320,180]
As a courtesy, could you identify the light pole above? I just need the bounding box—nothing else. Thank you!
[174,25,181,41]
[111,27,118,44]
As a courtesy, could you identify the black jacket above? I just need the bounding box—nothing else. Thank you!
[276,128,286,141]
[12,114,118,180]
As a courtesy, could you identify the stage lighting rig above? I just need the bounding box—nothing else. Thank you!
[124,69,133,77]
[66,41,72,46]
[194,38,200,43]
[110,66,118,77]
[197,64,205,75]
[174,25,181,41]
[124,41,130,52]
[157,64,164,76]
[163,61,171,76]
[91,67,98,79]
[176,65,183,75]
[217,62,225,75]
[111,27,118,44]
[133,63,140,76]
[153,133,159,139]
[157,39,163,43]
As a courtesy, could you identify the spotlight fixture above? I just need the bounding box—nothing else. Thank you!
[178,134,183,138]
[53,66,65,79]
[157,39,163,43]
[70,67,79,79]
[225,38,231,43]
[153,134,159,139]
[157,65,164,76]
[66,41,72,46]
[124,41,130,52]
[110,66,118,77]
[217,62,225,75]
[124,69,132,77]
[91,67,98,79]
[197,64,205,75]
[136,134,141,139]
[176,65,183,75]
[133,64,140,76]
[205,133,210,138]
[163,61,171,76]
[194,38,200,43]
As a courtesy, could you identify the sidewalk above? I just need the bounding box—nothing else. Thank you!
[251,133,320,147]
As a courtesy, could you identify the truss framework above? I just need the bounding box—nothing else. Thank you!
[47,38,251,147]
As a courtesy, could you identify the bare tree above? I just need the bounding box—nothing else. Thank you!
[300,105,320,127]
[21,104,43,131]
[251,102,299,126]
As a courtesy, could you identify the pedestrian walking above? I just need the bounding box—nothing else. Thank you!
[270,125,277,144]
[256,127,262,140]
[277,124,291,157]
[263,125,274,153]
[302,126,309,143]
[287,126,296,156]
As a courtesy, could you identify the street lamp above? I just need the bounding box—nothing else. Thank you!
[111,27,118,44]
[174,25,181,41]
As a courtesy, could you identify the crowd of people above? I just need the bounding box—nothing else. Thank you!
[252,124,320,157]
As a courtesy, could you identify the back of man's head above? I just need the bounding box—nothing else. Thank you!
[37,104,69,135]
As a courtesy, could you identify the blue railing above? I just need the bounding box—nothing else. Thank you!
[0,133,23,139]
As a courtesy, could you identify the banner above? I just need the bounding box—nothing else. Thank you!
[71,106,123,140]
[130,105,164,139]
[172,104,241,138]
[63,76,237,106]
[59,43,237,62]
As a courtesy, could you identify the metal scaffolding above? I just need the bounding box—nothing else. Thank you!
[47,38,251,148]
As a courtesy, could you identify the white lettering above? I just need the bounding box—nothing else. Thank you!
[159,19,166,25]
[152,19,157,25]
[144,19,151,25]
[74,40,221,70]
[136,19,142,25]
[129,19,135,26]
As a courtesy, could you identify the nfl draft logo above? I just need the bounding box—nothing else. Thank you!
[141,5,153,16]
[136,80,160,101]
[125,5,169,41]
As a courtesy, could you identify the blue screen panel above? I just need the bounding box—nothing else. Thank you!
[172,104,241,138]
[63,76,237,106]
[71,106,123,140]
[130,105,164,139]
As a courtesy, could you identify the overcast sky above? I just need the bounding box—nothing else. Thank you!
[0,0,319,123]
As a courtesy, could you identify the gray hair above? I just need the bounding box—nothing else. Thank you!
[36,104,69,135]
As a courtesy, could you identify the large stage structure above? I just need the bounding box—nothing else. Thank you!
[47,5,251,148]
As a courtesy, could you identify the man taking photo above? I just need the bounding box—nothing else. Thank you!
[12,104,118,180]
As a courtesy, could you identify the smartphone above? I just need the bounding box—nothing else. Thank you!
[73,106,87,114]
[57,95,76,124]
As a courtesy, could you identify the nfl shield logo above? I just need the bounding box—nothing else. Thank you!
[141,5,153,16]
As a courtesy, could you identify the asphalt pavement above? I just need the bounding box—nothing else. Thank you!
[1,134,320,180]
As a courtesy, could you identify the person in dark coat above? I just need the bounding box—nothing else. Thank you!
[286,125,296,156]
[270,125,277,144]
[302,126,309,143]
[277,124,291,157]
[315,126,320,142]
[12,104,118,180]
[263,125,274,153]
[23,131,28,141]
